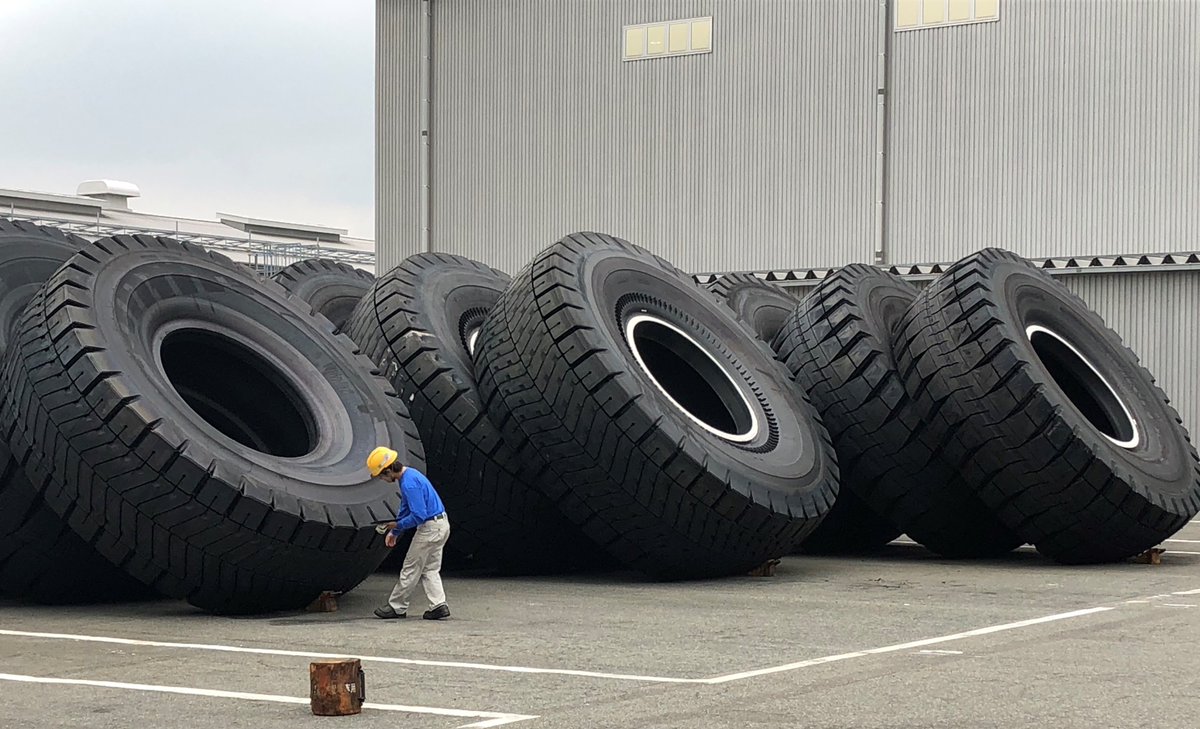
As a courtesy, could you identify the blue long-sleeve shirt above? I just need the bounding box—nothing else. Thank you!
[392,468,446,534]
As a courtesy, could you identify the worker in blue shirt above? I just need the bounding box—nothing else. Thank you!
[367,446,451,620]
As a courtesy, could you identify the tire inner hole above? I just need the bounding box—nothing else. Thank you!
[1027,327,1136,447]
[626,316,755,440]
[160,329,317,457]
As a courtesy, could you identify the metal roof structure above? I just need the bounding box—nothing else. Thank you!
[0,183,376,274]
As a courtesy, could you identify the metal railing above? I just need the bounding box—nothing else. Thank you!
[2,211,377,274]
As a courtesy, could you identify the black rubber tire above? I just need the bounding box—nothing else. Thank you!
[708,273,797,344]
[473,232,839,578]
[344,252,608,572]
[0,234,424,614]
[0,220,80,351]
[272,258,374,332]
[774,264,1021,557]
[0,220,157,603]
[894,248,1200,563]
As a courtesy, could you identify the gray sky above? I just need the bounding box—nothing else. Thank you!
[0,0,376,238]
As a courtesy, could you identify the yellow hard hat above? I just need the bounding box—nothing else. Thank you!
[367,446,399,477]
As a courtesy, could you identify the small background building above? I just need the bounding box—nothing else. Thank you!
[1,180,376,276]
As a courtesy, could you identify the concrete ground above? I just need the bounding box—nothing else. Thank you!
[3,520,1200,729]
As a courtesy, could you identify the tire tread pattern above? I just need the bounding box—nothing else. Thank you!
[774,264,1020,556]
[344,252,605,571]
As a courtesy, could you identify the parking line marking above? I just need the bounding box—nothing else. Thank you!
[702,606,1113,684]
[916,649,963,655]
[0,673,537,727]
[1160,603,1196,608]
[0,629,699,685]
[1165,539,1200,544]
[2,594,1187,689]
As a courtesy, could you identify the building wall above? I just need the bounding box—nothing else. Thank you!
[886,0,1200,264]
[378,0,882,276]
[376,0,424,274]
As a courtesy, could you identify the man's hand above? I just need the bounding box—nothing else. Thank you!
[385,531,398,548]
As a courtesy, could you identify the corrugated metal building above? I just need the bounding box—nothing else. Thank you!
[375,0,1200,432]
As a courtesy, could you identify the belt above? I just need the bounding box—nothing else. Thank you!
[428,513,446,522]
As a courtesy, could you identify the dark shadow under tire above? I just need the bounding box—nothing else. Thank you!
[272,258,375,332]
[473,232,839,579]
[345,253,609,573]
[708,273,797,345]
[894,248,1200,563]
[0,235,423,614]
[0,221,157,603]
[774,264,1021,557]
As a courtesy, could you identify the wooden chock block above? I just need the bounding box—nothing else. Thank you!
[1132,547,1165,565]
[310,658,365,716]
[307,591,339,613]
[748,558,781,577]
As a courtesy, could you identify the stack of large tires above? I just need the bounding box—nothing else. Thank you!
[756,251,1200,561]
[342,240,839,578]
[2,220,1197,616]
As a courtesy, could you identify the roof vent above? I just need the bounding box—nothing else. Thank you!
[77,179,141,210]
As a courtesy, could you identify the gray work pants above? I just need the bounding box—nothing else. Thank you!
[388,516,450,613]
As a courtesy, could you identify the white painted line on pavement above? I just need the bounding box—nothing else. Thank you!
[0,673,537,727]
[0,629,699,685]
[1165,539,1200,544]
[1160,603,1196,608]
[4,590,1193,690]
[916,649,963,655]
[702,607,1113,684]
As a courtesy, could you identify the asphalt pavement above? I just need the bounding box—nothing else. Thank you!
[3,520,1199,728]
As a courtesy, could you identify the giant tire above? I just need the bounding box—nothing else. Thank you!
[0,235,423,613]
[473,232,839,578]
[345,253,607,571]
[708,273,797,344]
[0,221,156,602]
[774,264,1021,557]
[894,248,1200,563]
[272,258,374,332]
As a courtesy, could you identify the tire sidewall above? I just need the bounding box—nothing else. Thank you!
[990,261,1193,491]
[565,246,834,501]
[89,248,408,507]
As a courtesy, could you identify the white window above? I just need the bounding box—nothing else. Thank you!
[895,0,999,32]
[623,17,713,62]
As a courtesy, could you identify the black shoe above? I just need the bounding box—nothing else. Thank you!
[423,604,450,620]
[374,605,406,619]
